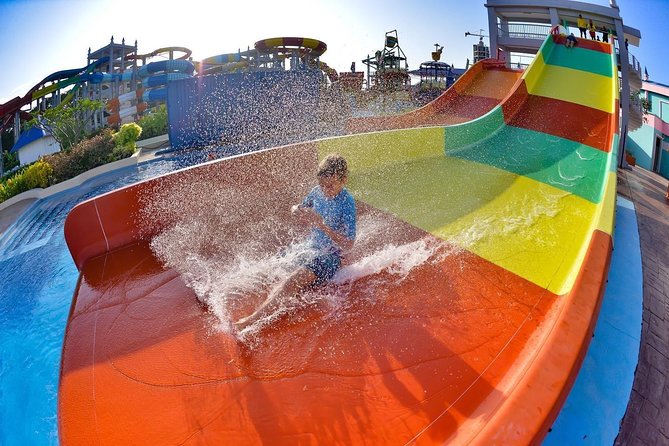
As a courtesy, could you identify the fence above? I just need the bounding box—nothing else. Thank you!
[497,23,553,40]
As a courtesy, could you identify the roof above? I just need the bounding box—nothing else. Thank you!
[89,42,136,61]
[643,80,669,98]
[409,64,466,77]
[10,126,51,153]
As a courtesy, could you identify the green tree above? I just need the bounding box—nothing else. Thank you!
[29,98,103,151]
[631,89,650,114]
[1,126,18,176]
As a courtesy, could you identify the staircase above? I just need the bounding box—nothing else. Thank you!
[626,51,644,132]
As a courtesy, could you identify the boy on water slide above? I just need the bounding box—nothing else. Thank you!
[234,153,357,332]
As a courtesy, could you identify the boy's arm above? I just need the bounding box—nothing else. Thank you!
[314,219,354,252]
[295,206,355,252]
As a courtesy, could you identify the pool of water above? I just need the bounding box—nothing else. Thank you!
[0,156,192,445]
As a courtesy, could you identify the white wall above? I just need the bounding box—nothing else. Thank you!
[18,135,61,165]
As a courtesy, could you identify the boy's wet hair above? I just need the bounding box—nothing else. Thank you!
[317,153,348,179]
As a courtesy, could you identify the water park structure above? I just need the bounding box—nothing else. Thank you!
[0,37,196,170]
[3,0,669,444]
[1,35,358,165]
[361,30,410,91]
[408,43,466,105]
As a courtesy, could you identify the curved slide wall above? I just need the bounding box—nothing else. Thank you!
[59,32,619,444]
[347,59,523,133]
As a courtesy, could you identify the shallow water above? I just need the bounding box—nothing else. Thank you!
[0,158,186,446]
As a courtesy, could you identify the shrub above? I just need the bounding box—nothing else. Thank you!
[43,129,116,185]
[137,105,168,140]
[109,144,136,162]
[113,122,142,147]
[2,150,19,173]
[0,160,52,203]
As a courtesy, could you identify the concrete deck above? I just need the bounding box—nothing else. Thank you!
[615,166,669,445]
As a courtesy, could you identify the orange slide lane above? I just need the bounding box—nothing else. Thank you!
[346,59,522,133]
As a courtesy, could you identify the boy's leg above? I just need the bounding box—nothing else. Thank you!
[235,267,317,331]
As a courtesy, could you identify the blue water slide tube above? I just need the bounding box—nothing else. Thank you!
[82,72,105,84]
[197,52,254,73]
[40,56,109,84]
[142,88,168,103]
[142,73,191,88]
[201,53,244,65]
[98,71,135,84]
[138,60,195,78]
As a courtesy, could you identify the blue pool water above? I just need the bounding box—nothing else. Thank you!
[0,157,191,445]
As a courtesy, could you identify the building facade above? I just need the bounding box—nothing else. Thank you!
[10,126,60,166]
[627,81,669,178]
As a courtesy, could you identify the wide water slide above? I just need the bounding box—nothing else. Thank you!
[59,30,619,444]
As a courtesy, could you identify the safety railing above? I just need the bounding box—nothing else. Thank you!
[628,52,642,78]
[508,52,536,70]
[497,23,553,40]
[614,44,643,80]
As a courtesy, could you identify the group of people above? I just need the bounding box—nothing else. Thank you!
[566,14,616,49]
[576,14,611,43]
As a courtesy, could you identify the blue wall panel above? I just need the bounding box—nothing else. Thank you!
[167,70,322,150]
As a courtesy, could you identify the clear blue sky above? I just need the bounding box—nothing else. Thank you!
[0,0,667,104]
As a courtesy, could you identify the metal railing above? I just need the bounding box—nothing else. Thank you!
[613,41,643,79]
[497,23,552,40]
[508,53,536,70]
[628,52,642,78]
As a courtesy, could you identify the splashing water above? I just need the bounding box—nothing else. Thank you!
[334,237,448,285]
[149,211,451,339]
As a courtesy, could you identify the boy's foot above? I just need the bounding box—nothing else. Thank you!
[233,316,253,333]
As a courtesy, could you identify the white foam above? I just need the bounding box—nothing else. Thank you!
[149,212,450,340]
[334,237,443,285]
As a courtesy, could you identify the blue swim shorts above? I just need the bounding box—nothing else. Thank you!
[304,251,341,286]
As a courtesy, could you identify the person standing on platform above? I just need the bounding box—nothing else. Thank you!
[588,19,597,40]
[601,26,609,43]
[577,14,587,38]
